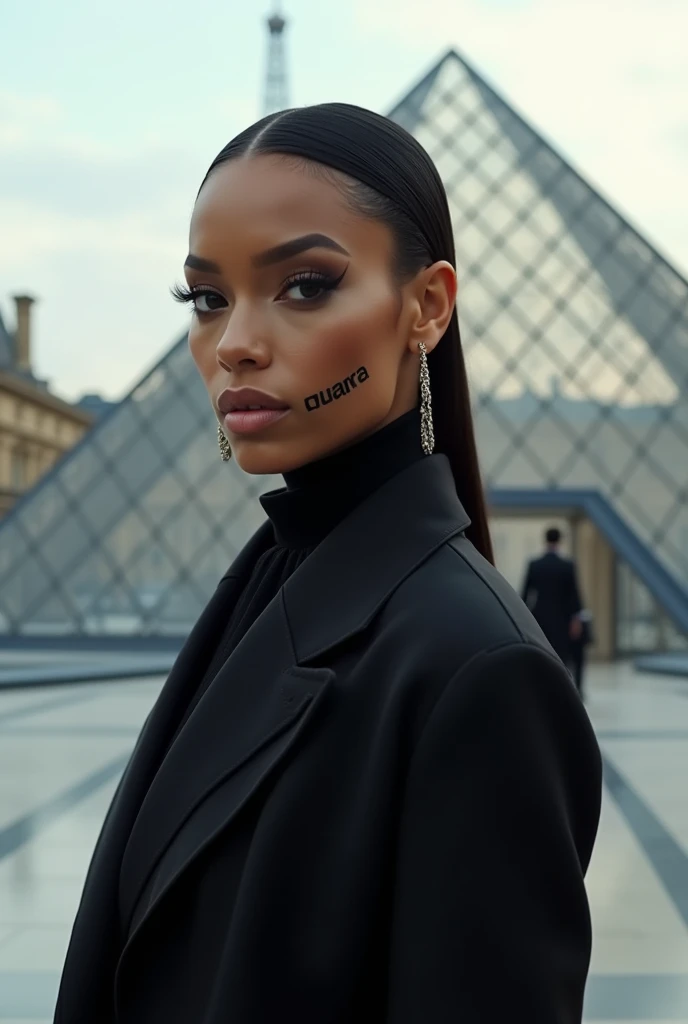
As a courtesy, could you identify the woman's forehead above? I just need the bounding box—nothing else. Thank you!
[195,155,341,219]
[190,155,392,259]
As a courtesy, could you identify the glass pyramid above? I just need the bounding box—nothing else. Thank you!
[1,48,687,638]
[392,51,688,586]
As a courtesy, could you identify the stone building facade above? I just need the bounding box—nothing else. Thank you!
[0,296,93,516]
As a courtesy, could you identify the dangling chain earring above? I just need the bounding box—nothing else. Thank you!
[217,424,232,462]
[418,341,434,456]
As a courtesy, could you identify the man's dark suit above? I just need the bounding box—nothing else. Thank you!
[521,551,583,665]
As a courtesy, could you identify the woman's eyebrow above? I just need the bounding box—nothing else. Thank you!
[252,233,350,268]
[184,255,222,273]
[184,235,349,275]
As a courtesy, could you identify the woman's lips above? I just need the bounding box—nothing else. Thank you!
[223,408,290,435]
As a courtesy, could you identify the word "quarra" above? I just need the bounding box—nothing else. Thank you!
[304,366,370,412]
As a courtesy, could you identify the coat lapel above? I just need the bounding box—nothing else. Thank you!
[118,585,333,942]
[90,521,274,882]
[55,522,277,1022]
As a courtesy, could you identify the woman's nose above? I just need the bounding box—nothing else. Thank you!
[216,312,271,373]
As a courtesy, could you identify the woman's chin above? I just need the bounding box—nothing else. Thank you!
[230,440,313,478]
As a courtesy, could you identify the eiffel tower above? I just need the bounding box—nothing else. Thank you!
[264,2,289,115]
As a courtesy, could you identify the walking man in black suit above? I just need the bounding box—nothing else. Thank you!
[521,527,584,688]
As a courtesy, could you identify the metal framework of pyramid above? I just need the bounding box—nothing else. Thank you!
[1,49,687,641]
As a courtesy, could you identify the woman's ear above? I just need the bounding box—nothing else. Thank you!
[407,261,458,355]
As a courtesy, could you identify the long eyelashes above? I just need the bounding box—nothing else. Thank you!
[276,267,348,301]
[170,283,206,305]
[170,266,348,312]
[170,283,226,318]
[171,283,191,304]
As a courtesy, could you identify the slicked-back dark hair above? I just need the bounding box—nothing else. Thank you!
[200,103,493,563]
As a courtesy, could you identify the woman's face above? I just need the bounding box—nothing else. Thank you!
[183,154,453,475]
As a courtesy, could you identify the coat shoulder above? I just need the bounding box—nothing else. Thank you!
[377,532,554,682]
[360,534,569,752]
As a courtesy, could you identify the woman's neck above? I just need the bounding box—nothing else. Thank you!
[260,408,424,549]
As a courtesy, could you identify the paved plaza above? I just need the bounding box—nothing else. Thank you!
[0,662,686,1021]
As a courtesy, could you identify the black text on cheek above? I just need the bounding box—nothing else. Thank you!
[304,366,370,412]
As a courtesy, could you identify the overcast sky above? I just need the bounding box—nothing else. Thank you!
[1,0,687,402]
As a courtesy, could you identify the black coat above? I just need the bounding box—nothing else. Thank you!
[521,551,583,663]
[55,456,601,1024]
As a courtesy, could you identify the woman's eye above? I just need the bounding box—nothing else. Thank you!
[283,279,328,302]
[194,291,226,314]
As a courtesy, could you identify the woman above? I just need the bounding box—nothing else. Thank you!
[55,104,602,1023]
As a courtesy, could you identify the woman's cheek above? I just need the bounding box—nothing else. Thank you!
[318,293,393,363]
[189,323,222,384]
[297,330,371,403]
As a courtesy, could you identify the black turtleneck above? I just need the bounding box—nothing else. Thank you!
[262,406,423,548]
[175,409,423,732]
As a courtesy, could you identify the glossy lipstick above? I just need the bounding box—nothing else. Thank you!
[218,387,290,436]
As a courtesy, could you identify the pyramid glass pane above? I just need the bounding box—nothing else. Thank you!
[0,338,278,635]
[616,560,688,654]
[1,49,687,639]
